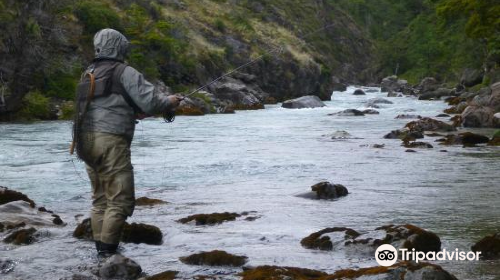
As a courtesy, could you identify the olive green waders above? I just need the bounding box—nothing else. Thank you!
[85,132,135,246]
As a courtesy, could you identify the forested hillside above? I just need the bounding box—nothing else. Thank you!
[0,0,498,120]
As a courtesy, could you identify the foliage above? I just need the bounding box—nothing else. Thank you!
[74,1,122,35]
[19,91,50,120]
[44,71,78,100]
[60,101,75,120]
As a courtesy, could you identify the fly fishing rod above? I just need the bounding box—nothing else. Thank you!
[163,23,336,123]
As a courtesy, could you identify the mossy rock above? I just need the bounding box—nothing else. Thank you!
[439,132,489,147]
[180,250,247,267]
[240,266,327,280]
[135,197,167,206]
[0,187,36,208]
[3,227,37,245]
[122,223,163,245]
[471,233,500,260]
[301,227,360,250]
[146,270,179,280]
[177,212,241,225]
[377,224,441,253]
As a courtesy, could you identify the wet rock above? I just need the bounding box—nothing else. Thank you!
[362,109,379,114]
[3,227,37,245]
[311,182,348,199]
[380,76,413,94]
[143,270,178,280]
[461,68,484,87]
[177,212,241,225]
[0,259,15,274]
[135,197,167,207]
[264,96,278,104]
[241,266,327,280]
[282,95,326,109]
[436,114,450,118]
[405,149,417,153]
[180,250,247,267]
[0,201,64,227]
[0,187,35,207]
[326,261,457,280]
[418,88,454,100]
[471,232,500,260]
[324,131,354,140]
[97,254,142,280]
[461,105,496,127]
[74,219,163,245]
[372,144,385,149]
[353,89,365,95]
[403,141,433,149]
[439,132,490,147]
[367,97,393,107]
[365,89,379,93]
[73,218,93,240]
[387,92,404,97]
[329,109,364,116]
[395,114,421,119]
[122,223,163,245]
[450,115,462,127]
[405,117,456,132]
[300,227,360,250]
[383,129,423,140]
[209,77,266,110]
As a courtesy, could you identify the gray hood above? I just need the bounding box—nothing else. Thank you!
[93,29,130,61]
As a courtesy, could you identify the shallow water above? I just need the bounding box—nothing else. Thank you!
[1,87,499,279]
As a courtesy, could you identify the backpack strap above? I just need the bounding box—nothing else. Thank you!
[112,63,144,114]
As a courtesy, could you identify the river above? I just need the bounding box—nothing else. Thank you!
[0,87,499,279]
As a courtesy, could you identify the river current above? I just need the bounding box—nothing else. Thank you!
[0,87,499,279]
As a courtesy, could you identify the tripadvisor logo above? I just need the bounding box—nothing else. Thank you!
[375,244,482,267]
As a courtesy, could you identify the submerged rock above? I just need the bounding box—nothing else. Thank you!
[324,131,354,140]
[143,271,178,280]
[403,141,433,149]
[0,259,15,274]
[311,182,348,199]
[405,117,456,132]
[282,95,326,109]
[122,223,163,245]
[329,109,364,116]
[0,201,65,227]
[395,114,421,119]
[135,197,167,207]
[177,212,242,225]
[353,89,366,95]
[367,98,393,107]
[301,227,360,250]
[0,187,35,207]
[326,261,457,280]
[180,250,247,267]
[97,254,142,280]
[471,232,500,260]
[241,266,327,280]
[362,109,379,114]
[3,227,37,245]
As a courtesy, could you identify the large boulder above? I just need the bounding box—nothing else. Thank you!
[416,77,439,93]
[380,76,413,94]
[310,182,348,199]
[460,68,484,87]
[282,95,326,109]
[208,77,265,110]
[353,89,366,95]
[438,132,490,147]
[0,187,35,207]
[418,88,454,100]
[461,105,496,127]
[471,232,500,260]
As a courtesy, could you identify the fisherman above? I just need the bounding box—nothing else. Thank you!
[72,28,181,257]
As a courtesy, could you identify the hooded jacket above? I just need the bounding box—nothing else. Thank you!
[84,29,171,139]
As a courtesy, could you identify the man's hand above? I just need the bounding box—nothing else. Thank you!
[167,95,183,108]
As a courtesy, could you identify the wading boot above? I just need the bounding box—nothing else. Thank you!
[97,242,119,260]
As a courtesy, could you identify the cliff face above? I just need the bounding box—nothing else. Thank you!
[0,0,375,120]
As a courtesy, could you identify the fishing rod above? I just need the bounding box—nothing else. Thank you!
[163,23,336,123]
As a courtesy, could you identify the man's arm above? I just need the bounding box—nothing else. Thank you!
[120,66,180,115]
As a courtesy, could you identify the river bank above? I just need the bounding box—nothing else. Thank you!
[1,86,499,279]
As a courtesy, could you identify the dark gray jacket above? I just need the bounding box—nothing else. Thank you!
[85,29,171,139]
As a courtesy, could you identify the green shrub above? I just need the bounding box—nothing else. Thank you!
[74,1,122,35]
[19,91,50,120]
[45,71,78,100]
[215,19,226,32]
[60,101,75,120]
